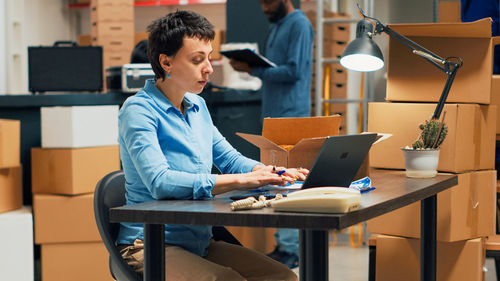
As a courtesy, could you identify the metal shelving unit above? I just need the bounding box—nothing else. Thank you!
[313,0,374,132]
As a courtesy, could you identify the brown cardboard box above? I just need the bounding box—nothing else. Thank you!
[103,49,133,68]
[33,193,100,244]
[0,119,20,168]
[226,226,277,253]
[134,31,149,45]
[237,116,341,169]
[211,29,225,61]
[90,2,134,22]
[376,235,484,281]
[386,19,498,104]
[31,145,120,195]
[439,1,461,23]
[367,170,496,242]
[41,242,113,281]
[90,0,132,6]
[79,34,91,46]
[0,166,22,214]
[491,75,500,133]
[331,63,347,84]
[91,21,134,42]
[368,102,496,173]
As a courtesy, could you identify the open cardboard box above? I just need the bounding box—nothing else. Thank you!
[237,116,388,180]
[386,18,500,104]
[237,116,341,169]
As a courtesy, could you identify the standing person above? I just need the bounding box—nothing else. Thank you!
[117,10,307,281]
[229,0,314,269]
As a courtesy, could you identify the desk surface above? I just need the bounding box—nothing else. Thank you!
[110,169,457,230]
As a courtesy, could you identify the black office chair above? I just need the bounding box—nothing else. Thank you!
[94,170,142,281]
[94,170,242,281]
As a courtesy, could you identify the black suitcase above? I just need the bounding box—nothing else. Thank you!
[28,41,103,93]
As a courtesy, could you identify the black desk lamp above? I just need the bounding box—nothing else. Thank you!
[340,5,463,120]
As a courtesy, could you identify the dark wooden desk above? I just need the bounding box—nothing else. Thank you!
[110,169,458,281]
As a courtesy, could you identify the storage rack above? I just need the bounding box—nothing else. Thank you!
[313,0,374,132]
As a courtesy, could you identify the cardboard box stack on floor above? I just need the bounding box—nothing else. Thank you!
[229,116,341,253]
[306,10,351,131]
[0,119,22,214]
[366,19,498,281]
[90,0,135,91]
[32,105,120,281]
[0,120,31,280]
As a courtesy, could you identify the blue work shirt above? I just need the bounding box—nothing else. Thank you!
[252,10,314,119]
[117,79,260,256]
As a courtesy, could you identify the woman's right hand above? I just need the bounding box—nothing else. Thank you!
[236,165,289,190]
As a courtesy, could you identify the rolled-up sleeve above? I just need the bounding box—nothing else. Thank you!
[211,125,260,174]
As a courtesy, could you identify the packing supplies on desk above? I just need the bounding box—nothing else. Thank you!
[0,166,22,214]
[41,105,118,148]
[368,102,496,173]
[33,193,100,243]
[31,146,120,195]
[367,170,496,242]
[0,119,20,168]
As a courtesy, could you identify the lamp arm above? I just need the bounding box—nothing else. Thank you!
[432,64,459,119]
[374,22,447,72]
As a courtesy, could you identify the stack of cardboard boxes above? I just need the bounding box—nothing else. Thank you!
[366,19,498,281]
[32,106,121,281]
[90,0,135,90]
[306,10,351,133]
[0,120,33,281]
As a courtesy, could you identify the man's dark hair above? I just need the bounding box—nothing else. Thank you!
[147,10,215,80]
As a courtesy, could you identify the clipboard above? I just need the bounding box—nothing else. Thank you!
[220,48,277,68]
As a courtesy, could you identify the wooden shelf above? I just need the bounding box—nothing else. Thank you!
[68,0,226,9]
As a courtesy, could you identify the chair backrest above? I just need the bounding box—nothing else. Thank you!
[94,170,142,281]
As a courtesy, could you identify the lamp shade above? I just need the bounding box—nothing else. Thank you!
[340,20,384,72]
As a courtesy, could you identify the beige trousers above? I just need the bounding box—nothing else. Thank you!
[119,239,297,281]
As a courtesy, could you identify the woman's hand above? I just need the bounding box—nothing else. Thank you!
[212,165,310,195]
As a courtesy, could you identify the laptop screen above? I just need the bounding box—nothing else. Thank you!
[301,133,377,189]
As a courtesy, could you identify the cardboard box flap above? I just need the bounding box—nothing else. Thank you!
[236,132,283,151]
[261,115,341,145]
[290,137,326,152]
[388,18,492,38]
[493,36,500,46]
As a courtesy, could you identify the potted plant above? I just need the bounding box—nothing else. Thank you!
[401,113,448,178]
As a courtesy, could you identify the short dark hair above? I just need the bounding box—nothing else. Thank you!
[147,10,215,80]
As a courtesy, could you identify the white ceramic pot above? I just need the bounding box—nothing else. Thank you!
[401,148,440,178]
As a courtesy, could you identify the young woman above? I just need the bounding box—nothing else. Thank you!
[117,10,306,281]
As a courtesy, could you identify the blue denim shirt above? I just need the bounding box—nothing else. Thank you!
[116,79,260,256]
[252,10,314,119]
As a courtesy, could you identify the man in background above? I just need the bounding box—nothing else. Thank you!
[229,0,314,269]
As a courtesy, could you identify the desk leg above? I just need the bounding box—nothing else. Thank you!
[421,195,437,281]
[299,229,328,281]
[144,223,165,281]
